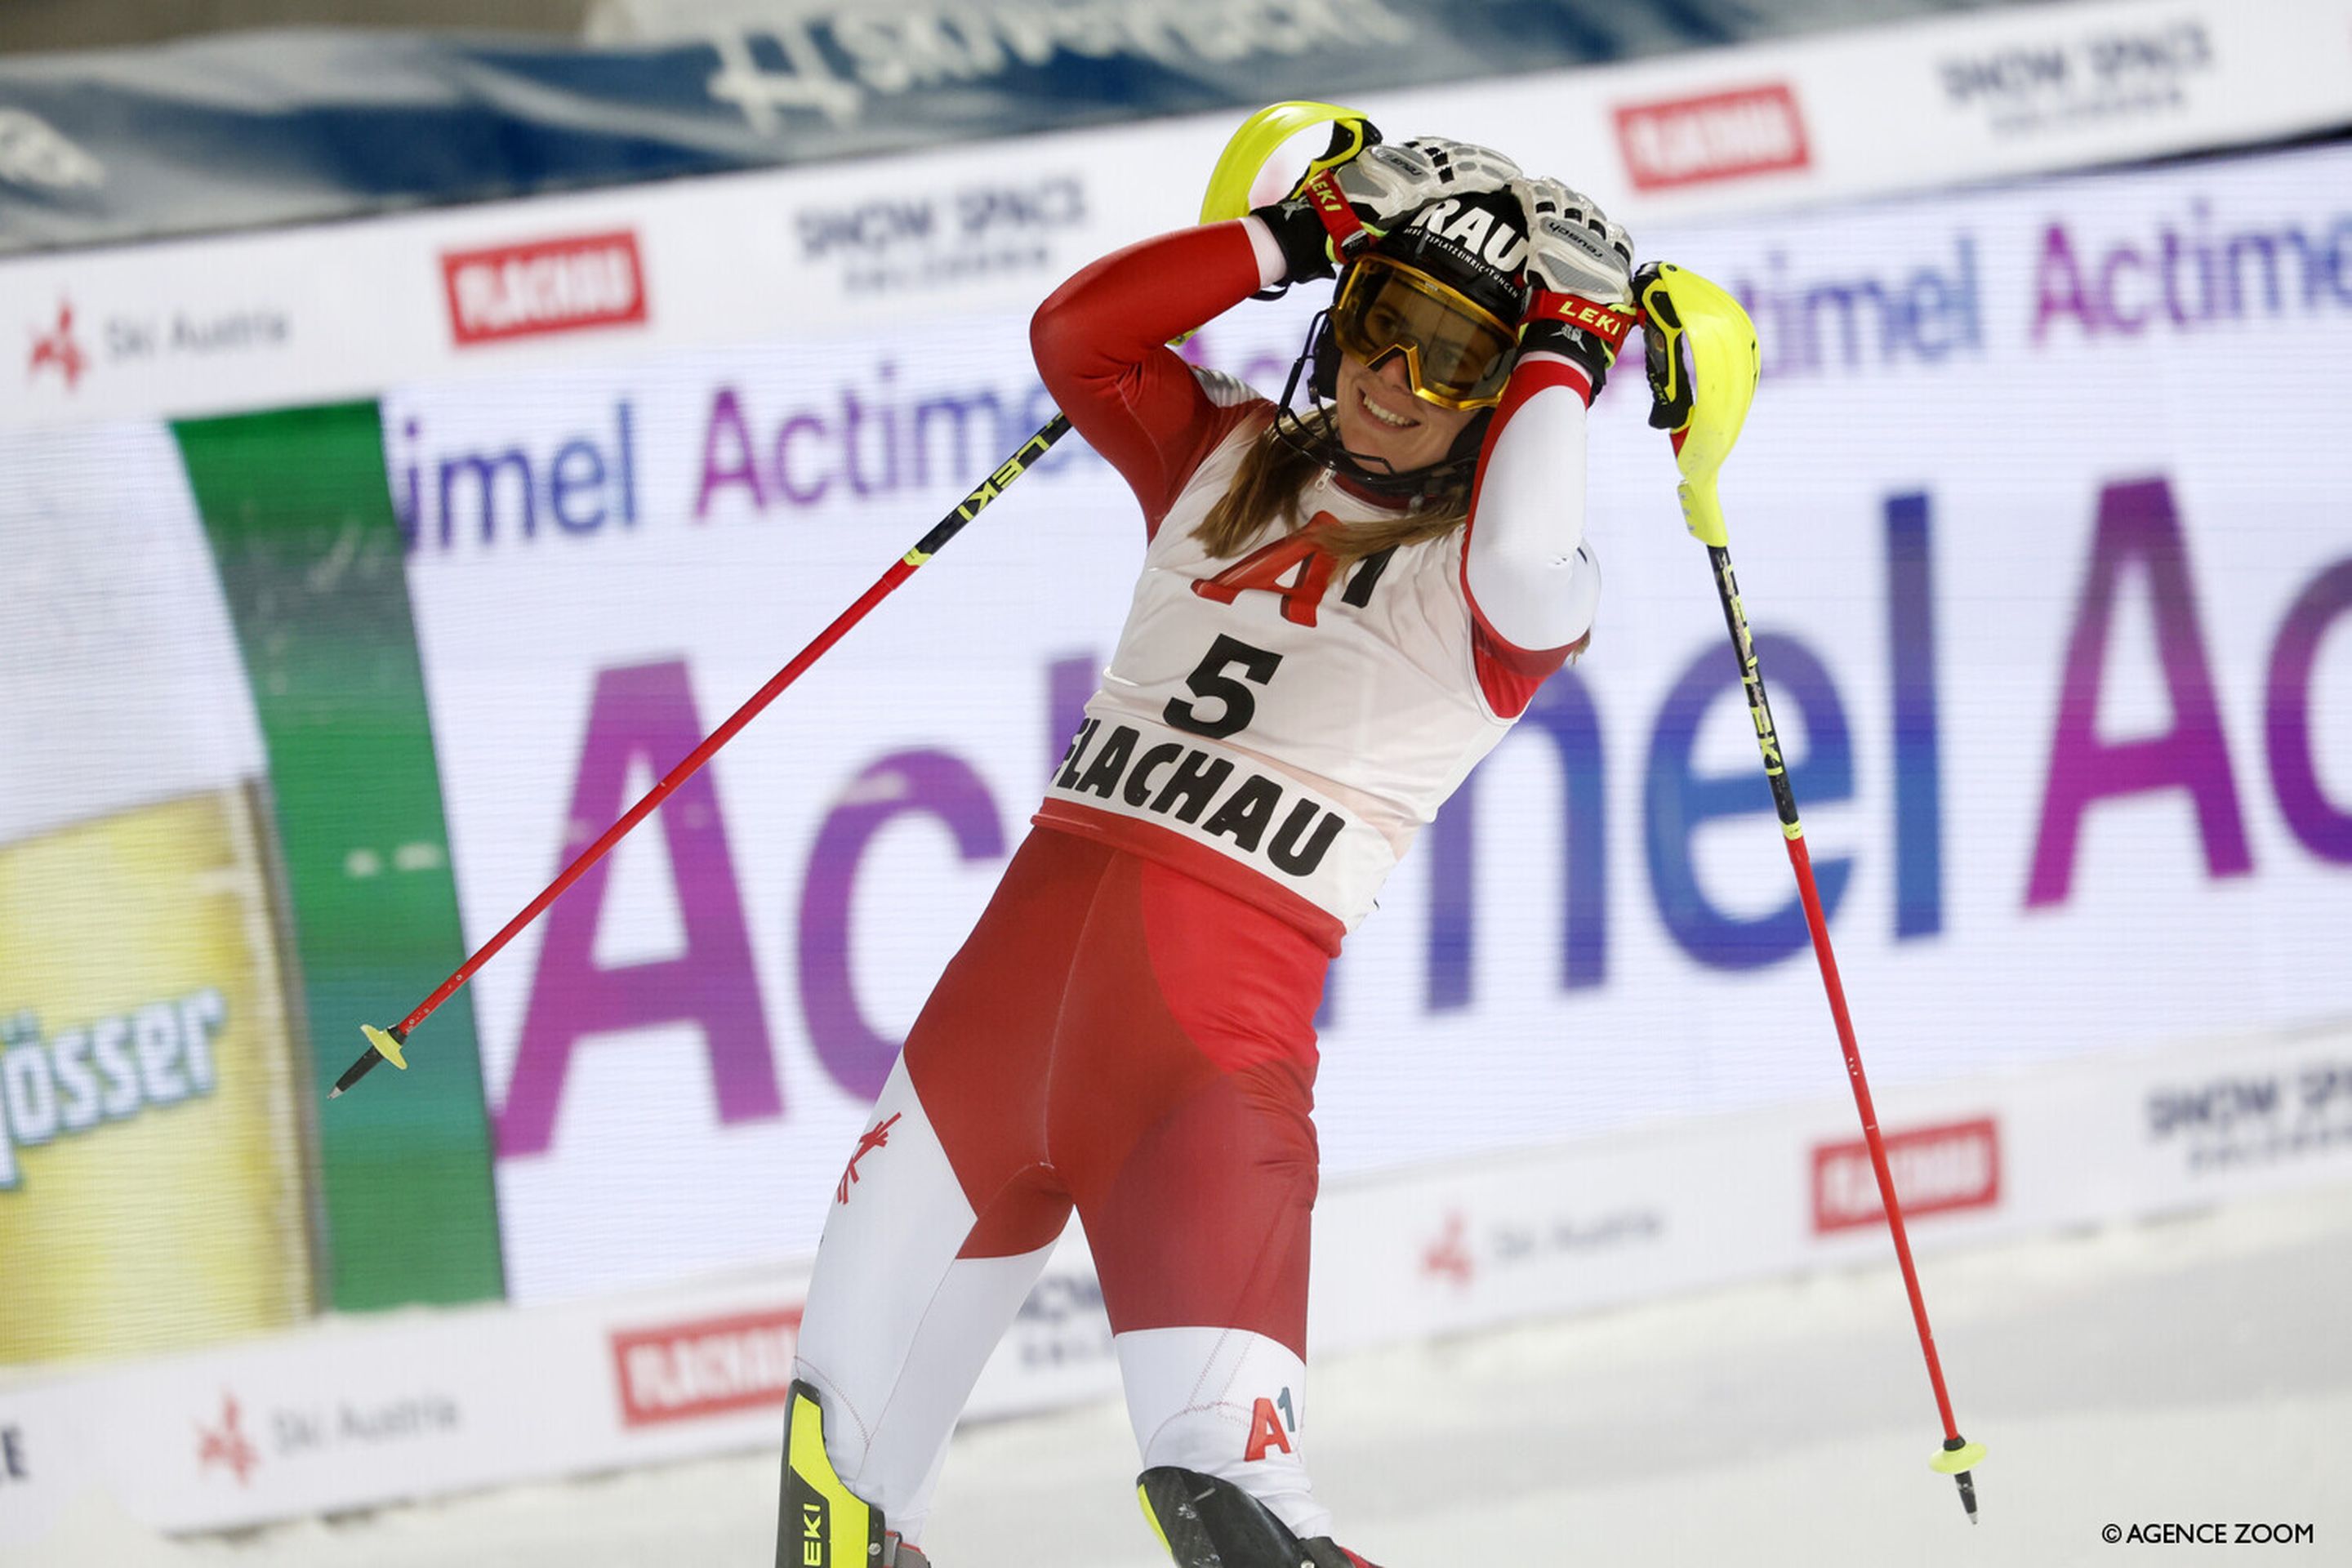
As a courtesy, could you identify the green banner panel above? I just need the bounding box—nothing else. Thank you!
[177,402,503,1311]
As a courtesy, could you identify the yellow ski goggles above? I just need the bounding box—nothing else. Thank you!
[1330,254,1520,411]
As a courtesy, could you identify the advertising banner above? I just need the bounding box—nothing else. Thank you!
[11,1015,2345,1545]
[1,0,2347,256]
[178,404,505,1313]
[372,137,2352,1303]
[0,420,320,1363]
[7,0,2351,429]
[0,786,312,1362]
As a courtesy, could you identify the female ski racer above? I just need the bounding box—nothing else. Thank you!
[779,135,1637,1568]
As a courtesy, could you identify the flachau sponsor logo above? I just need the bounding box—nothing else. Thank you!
[1614,83,1810,191]
[195,1384,461,1483]
[611,1307,803,1426]
[1812,1117,2000,1233]
[442,230,648,346]
[2147,1059,2352,1173]
[1939,20,2213,137]
[795,174,1086,296]
[0,994,226,1192]
[1,1422,28,1485]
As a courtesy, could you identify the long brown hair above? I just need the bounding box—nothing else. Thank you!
[1192,409,1469,567]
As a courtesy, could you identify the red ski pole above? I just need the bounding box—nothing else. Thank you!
[1635,261,1986,1520]
[329,416,1069,1098]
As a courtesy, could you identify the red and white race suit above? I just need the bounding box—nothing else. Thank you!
[791,216,1599,1549]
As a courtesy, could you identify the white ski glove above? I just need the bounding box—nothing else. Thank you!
[1512,176,1639,387]
[1514,176,1634,305]
[1334,137,1524,234]
[1254,136,1522,283]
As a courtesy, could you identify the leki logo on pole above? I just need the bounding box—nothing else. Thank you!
[195,1392,261,1486]
[26,298,85,390]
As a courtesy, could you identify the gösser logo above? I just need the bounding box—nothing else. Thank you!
[1813,1117,2001,1233]
[441,230,647,347]
[610,1307,802,1427]
[1614,83,1811,191]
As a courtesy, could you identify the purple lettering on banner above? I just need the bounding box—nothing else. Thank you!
[2100,244,2151,334]
[2266,559,2352,862]
[774,413,829,506]
[799,751,1004,1101]
[1424,671,1606,1011]
[2032,223,2096,342]
[695,386,768,517]
[498,660,779,1157]
[1886,492,1944,938]
[1047,654,1098,780]
[549,439,607,533]
[2026,478,2252,906]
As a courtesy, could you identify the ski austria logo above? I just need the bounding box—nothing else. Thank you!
[1811,1117,2001,1233]
[1614,83,1811,191]
[1421,1210,1474,1286]
[25,298,86,390]
[440,230,647,346]
[610,1307,803,1427]
[194,1392,261,1486]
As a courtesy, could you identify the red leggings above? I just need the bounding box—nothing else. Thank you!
[912,826,1327,1338]
[793,827,1336,1544]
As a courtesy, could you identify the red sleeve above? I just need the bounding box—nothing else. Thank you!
[1030,221,1268,537]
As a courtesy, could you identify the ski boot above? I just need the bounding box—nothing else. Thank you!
[1139,1466,1381,1567]
[778,1379,929,1566]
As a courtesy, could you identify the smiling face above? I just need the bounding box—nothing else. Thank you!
[1331,348,1483,477]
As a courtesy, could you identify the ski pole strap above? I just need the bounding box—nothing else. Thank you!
[1298,167,1374,260]
[1528,289,1638,352]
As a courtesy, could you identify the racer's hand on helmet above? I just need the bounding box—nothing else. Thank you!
[1333,137,1522,234]
[1511,176,1638,390]
[1252,136,1521,287]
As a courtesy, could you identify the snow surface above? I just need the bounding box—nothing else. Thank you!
[41,1179,2350,1566]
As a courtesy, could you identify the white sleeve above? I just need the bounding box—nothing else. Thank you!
[1239,215,1289,292]
[1461,352,1599,652]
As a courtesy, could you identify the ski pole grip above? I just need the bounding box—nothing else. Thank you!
[1198,100,1377,224]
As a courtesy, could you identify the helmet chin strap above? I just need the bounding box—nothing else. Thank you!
[1272,311,1489,509]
